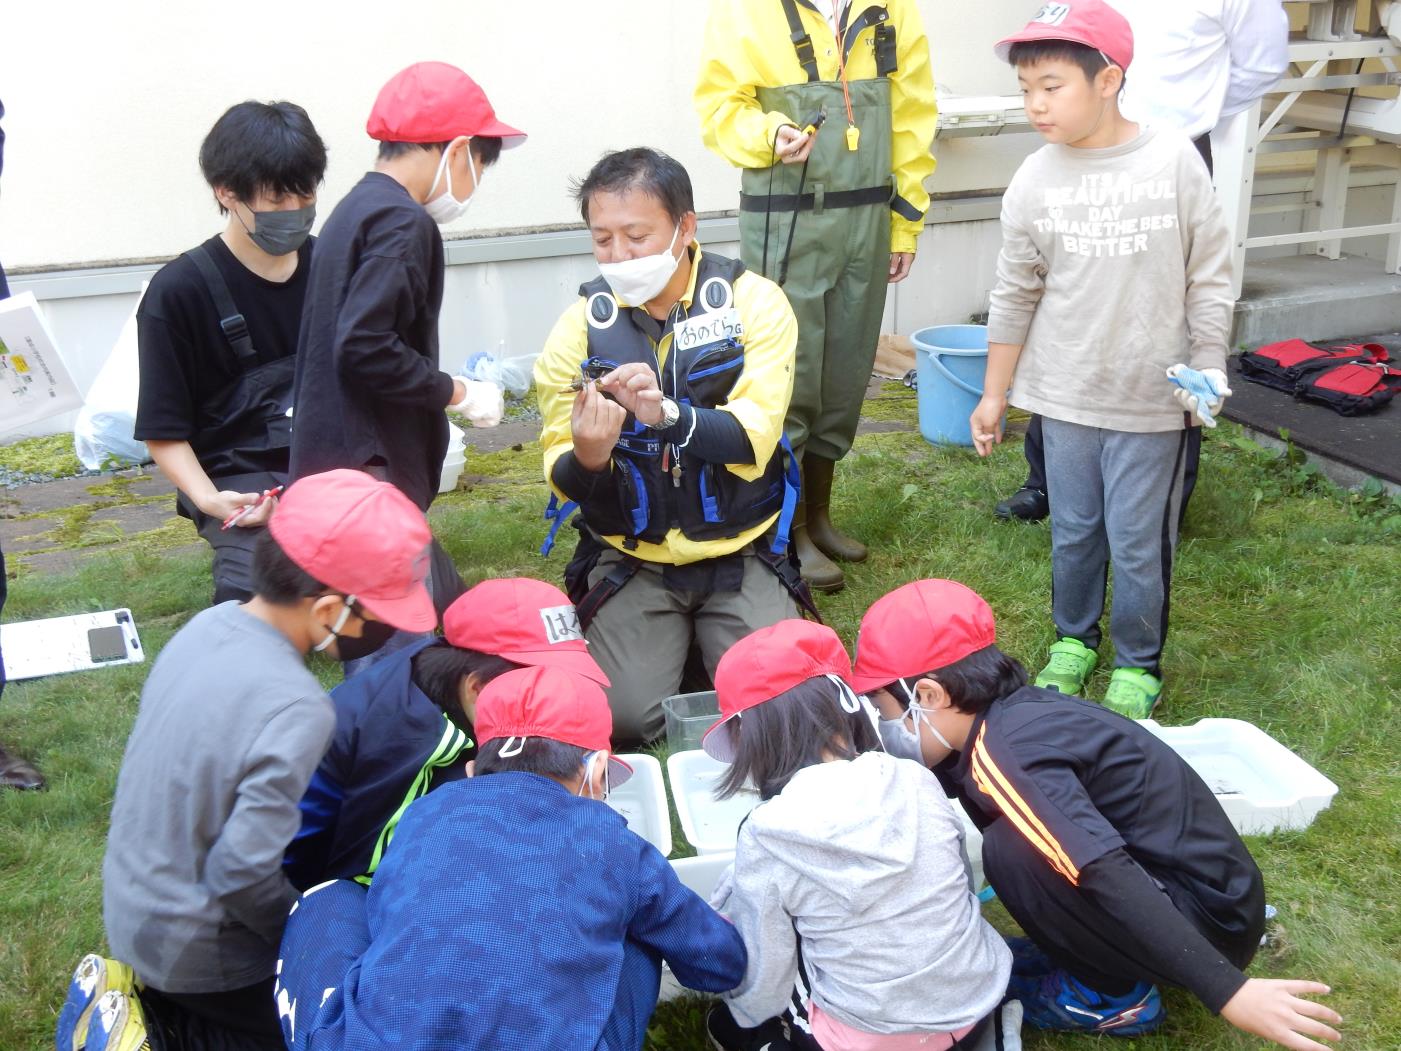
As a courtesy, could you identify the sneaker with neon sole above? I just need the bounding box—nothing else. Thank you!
[1102,668,1163,720]
[86,990,150,1051]
[54,954,137,1051]
[1011,968,1164,1036]
[1034,638,1098,696]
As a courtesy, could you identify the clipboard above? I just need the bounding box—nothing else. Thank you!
[0,608,145,681]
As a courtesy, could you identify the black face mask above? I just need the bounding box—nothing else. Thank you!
[239,202,315,256]
[330,617,397,662]
[313,596,397,662]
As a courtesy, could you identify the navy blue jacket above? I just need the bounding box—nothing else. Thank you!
[304,773,747,1049]
[284,638,471,889]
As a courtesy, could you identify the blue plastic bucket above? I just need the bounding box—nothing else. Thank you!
[910,324,997,446]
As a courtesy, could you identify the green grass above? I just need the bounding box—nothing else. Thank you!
[2,423,1397,1050]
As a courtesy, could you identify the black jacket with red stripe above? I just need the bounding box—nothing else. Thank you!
[937,686,1265,1011]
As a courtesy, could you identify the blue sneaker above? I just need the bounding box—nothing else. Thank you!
[1003,936,1054,980]
[55,954,137,1051]
[1012,968,1164,1036]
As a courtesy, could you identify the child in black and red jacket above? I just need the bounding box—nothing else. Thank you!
[853,579,1341,1051]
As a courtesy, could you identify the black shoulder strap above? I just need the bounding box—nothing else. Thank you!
[841,6,897,76]
[780,0,821,83]
[188,245,257,364]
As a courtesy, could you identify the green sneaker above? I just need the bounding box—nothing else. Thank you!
[1102,668,1163,719]
[1035,638,1098,696]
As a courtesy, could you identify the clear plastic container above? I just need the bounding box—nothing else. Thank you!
[661,691,720,752]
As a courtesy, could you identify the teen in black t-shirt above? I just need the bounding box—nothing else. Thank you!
[136,234,310,467]
[134,100,326,604]
[853,579,1341,1051]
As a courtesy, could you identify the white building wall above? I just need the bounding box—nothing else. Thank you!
[6,1,1394,441]
[1,0,1035,271]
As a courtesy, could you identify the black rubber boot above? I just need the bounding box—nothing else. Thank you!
[803,455,868,562]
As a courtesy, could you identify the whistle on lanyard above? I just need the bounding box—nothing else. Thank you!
[846,125,861,151]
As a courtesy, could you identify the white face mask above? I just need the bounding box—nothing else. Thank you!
[901,678,955,756]
[424,138,479,225]
[598,224,681,307]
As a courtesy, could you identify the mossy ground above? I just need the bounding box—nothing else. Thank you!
[0,434,85,481]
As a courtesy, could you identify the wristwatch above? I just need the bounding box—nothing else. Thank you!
[653,397,681,430]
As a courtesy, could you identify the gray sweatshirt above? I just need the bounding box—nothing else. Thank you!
[103,602,334,993]
[988,128,1234,432]
[718,752,1009,1035]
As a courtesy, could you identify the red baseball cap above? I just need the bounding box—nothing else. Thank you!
[474,665,632,785]
[994,1,1134,72]
[442,578,609,687]
[268,469,436,633]
[703,620,855,762]
[366,61,526,148]
[850,580,997,695]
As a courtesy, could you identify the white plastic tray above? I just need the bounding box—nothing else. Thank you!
[659,852,736,1003]
[666,749,763,854]
[671,851,733,904]
[1140,718,1338,835]
[606,753,671,856]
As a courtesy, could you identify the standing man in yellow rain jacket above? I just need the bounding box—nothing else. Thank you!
[695,0,937,592]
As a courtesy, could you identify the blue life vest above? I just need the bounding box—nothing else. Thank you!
[546,251,793,553]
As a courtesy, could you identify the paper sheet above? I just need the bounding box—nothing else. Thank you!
[0,291,84,433]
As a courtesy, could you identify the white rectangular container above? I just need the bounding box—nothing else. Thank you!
[671,852,734,904]
[1139,718,1338,835]
[659,852,736,1003]
[438,420,466,494]
[666,749,762,855]
[606,753,672,857]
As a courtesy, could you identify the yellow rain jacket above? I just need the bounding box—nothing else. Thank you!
[695,0,937,255]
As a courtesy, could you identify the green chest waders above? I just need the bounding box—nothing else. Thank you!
[739,76,894,462]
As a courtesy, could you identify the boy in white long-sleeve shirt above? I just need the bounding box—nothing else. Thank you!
[970,0,1234,718]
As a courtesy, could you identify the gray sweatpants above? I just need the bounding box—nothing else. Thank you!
[585,547,797,744]
[1041,418,1189,676]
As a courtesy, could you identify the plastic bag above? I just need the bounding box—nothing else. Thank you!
[73,284,151,469]
[460,342,535,396]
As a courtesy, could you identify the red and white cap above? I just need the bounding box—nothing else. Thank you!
[366,61,527,148]
[442,578,610,687]
[703,620,856,763]
[994,1,1134,72]
[850,579,997,695]
[474,665,632,785]
[268,470,436,632]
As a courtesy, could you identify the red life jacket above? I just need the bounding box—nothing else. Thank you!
[1239,340,1401,416]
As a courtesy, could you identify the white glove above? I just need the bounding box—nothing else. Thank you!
[1166,365,1232,427]
[452,377,505,428]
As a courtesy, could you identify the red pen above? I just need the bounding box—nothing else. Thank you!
[221,486,283,530]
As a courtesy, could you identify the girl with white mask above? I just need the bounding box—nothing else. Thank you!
[705,619,1011,1051]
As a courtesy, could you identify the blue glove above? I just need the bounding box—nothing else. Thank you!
[1166,364,1232,427]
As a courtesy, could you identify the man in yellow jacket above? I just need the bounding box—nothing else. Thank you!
[695,0,936,592]
[534,148,803,743]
